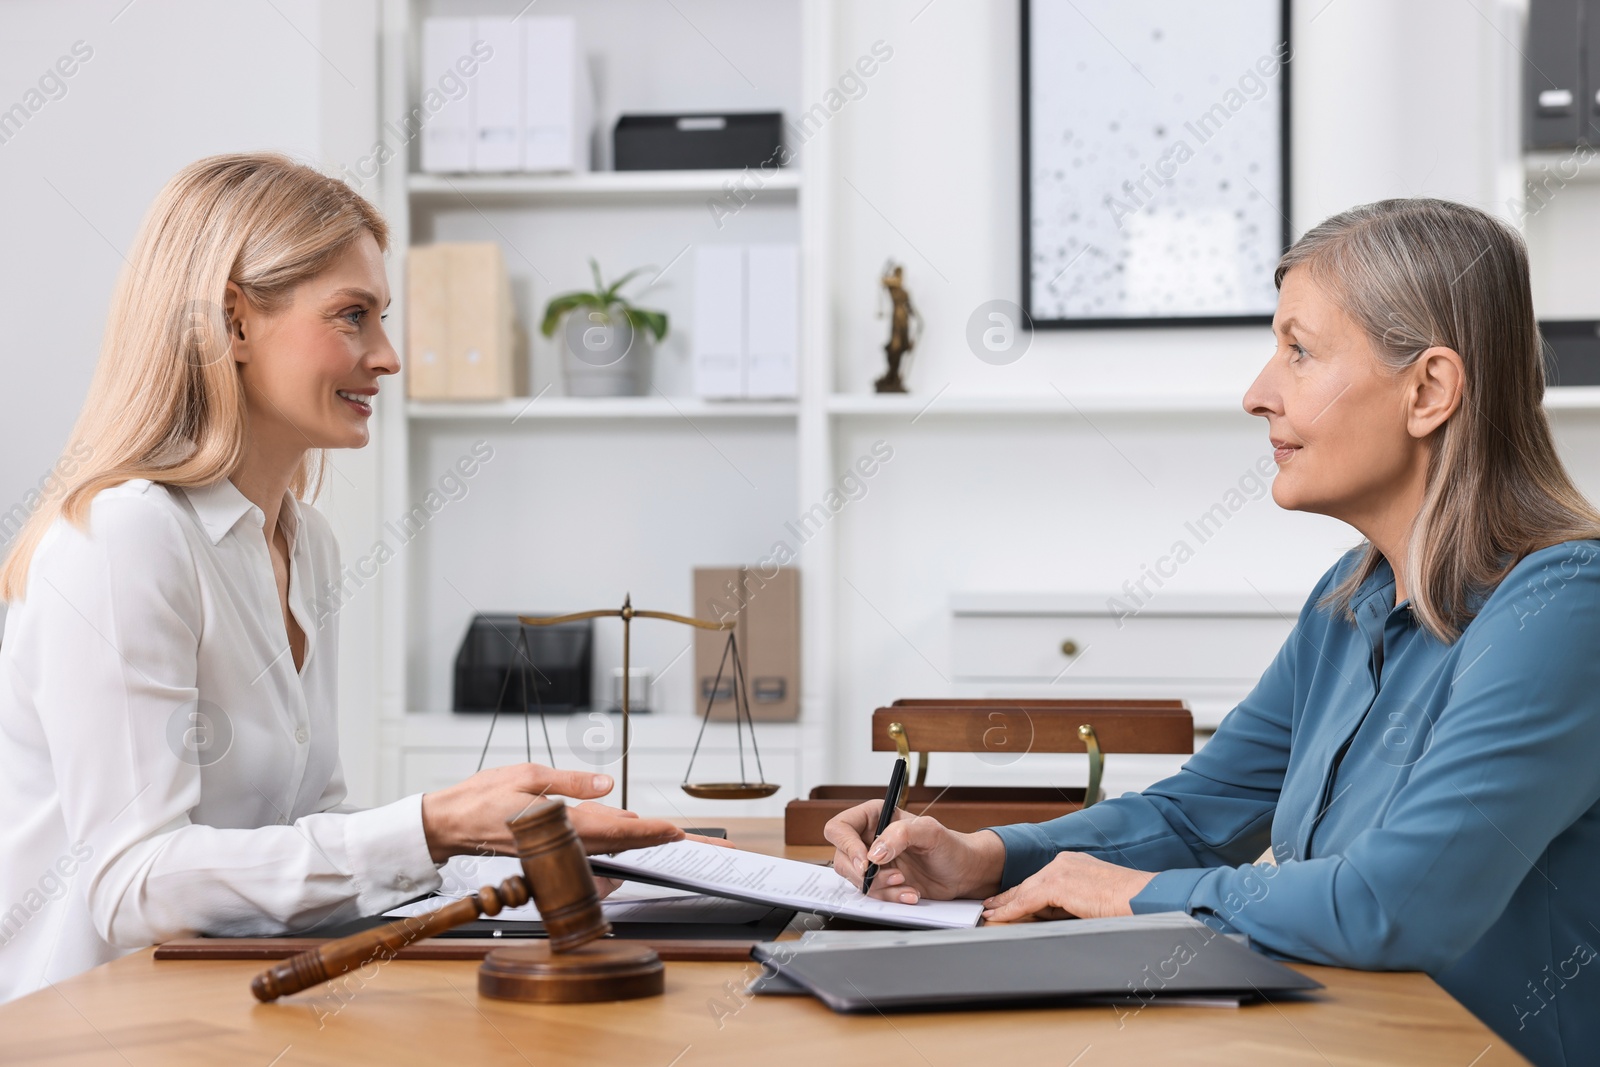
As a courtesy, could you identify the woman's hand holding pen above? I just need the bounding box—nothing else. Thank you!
[823,801,1007,904]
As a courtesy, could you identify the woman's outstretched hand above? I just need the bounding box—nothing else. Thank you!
[823,800,1007,904]
[421,764,684,863]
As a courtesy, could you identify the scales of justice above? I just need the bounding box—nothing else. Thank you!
[482,593,780,809]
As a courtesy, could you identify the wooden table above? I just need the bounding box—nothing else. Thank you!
[0,819,1525,1066]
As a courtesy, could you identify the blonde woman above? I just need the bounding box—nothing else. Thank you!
[827,200,1600,1065]
[0,154,684,1003]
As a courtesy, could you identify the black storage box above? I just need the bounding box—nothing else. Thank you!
[613,111,784,171]
[453,614,592,714]
[1541,320,1600,386]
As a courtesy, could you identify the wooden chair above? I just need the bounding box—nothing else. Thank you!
[783,698,1194,844]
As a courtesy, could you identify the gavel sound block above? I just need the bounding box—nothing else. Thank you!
[250,798,663,1004]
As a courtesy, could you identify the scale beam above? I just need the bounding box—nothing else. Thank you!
[514,595,756,809]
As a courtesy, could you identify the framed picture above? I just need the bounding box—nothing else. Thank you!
[1022,0,1292,328]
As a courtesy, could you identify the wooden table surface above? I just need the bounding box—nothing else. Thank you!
[0,819,1525,1066]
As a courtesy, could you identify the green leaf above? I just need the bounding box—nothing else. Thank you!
[623,306,669,342]
[539,291,605,337]
[588,257,605,292]
[603,265,651,302]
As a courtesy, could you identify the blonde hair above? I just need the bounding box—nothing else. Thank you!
[1277,198,1600,642]
[0,152,389,602]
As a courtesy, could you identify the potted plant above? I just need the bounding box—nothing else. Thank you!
[540,259,669,397]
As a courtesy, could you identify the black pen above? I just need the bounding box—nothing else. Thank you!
[861,756,907,893]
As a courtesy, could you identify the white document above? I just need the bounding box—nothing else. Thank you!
[589,840,985,930]
[380,855,762,923]
[744,243,799,398]
[523,17,589,172]
[420,17,474,173]
[693,246,746,398]
[471,17,522,173]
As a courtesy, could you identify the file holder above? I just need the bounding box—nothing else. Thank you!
[783,699,1194,845]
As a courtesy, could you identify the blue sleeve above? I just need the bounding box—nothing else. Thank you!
[986,561,1346,890]
[1130,543,1600,971]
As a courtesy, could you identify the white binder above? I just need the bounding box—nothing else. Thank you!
[523,17,590,173]
[420,18,474,173]
[744,243,799,398]
[693,246,747,398]
[471,18,521,173]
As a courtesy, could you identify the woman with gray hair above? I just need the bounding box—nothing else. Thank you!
[828,198,1600,1066]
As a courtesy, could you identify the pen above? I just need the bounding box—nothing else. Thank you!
[861,756,907,893]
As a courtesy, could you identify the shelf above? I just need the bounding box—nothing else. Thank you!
[826,392,1246,418]
[828,387,1600,418]
[1523,151,1600,182]
[407,169,802,205]
[1544,386,1600,409]
[407,396,798,421]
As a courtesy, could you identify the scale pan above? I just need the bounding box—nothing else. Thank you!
[680,782,781,800]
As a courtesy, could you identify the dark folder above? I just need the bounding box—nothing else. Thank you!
[752,922,1322,1014]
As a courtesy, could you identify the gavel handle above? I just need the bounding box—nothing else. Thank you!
[251,876,530,1002]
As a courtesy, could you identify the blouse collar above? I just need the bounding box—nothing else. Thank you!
[180,478,301,549]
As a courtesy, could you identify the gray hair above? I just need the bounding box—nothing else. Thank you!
[1277,198,1600,642]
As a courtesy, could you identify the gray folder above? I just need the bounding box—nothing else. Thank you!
[751,920,1322,1013]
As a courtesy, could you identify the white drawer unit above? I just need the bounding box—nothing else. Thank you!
[950,592,1306,730]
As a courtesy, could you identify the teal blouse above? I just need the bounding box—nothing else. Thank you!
[989,541,1600,1067]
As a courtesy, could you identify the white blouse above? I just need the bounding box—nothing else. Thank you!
[0,477,442,1002]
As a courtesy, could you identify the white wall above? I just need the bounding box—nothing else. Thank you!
[0,0,388,803]
[819,0,1600,784]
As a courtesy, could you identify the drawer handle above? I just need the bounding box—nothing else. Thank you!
[1060,639,1080,657]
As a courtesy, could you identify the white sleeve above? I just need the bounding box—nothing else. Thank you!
[23,492,440,945]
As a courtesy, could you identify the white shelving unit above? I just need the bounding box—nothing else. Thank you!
[373,0,835,818]
[368,3,1600,821]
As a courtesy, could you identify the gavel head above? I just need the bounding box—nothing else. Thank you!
[507,798,611,953]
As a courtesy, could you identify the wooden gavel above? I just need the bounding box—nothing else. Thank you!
[251,798,664,1004]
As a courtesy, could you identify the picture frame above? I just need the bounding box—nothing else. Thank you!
[1021,0,1293,328]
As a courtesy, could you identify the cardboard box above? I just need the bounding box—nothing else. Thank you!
[693,566,799,722]
[406,242,516,400]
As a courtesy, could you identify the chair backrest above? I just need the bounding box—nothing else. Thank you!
[870,698,1194,755]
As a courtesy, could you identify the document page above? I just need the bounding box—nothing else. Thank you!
[379,853,768,923]
[589,840,984,929]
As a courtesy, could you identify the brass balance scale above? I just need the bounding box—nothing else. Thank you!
[475,594,778,809]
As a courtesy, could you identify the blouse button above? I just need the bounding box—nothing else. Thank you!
[396,875,413,891]
[295,728,308,744]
